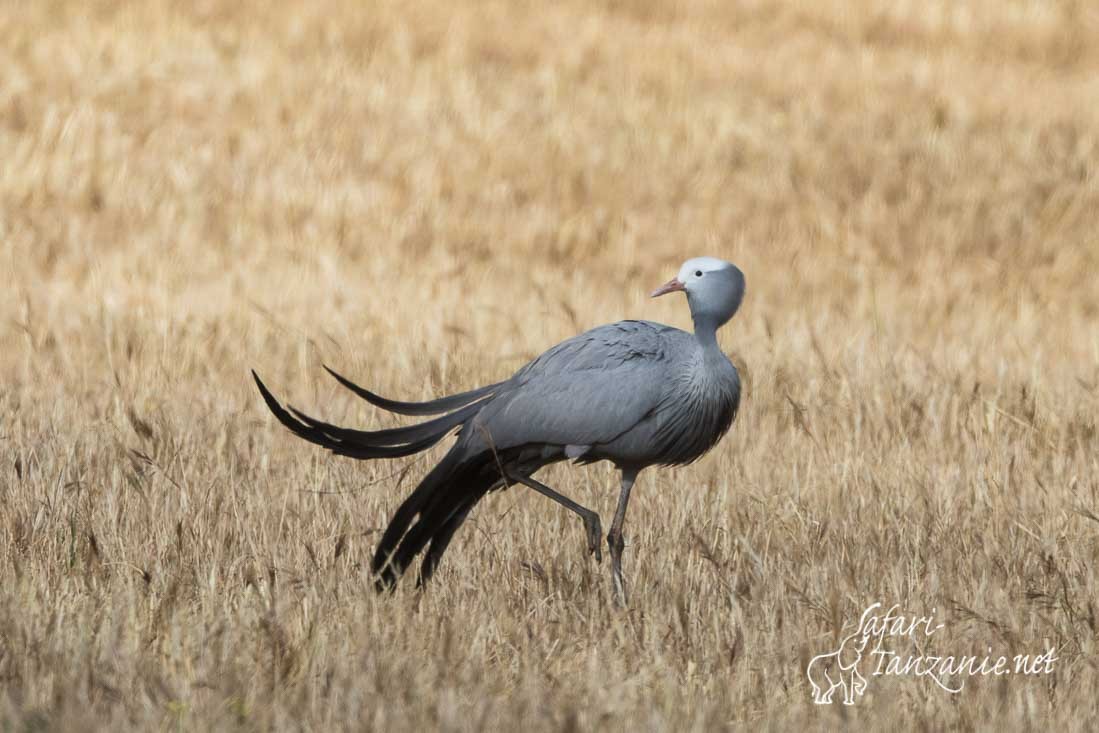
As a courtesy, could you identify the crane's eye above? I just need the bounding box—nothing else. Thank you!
[694,270,703,277]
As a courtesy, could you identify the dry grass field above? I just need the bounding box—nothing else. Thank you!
[2,0,1099,729]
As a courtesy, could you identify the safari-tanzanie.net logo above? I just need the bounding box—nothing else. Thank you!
[806,602,1057,705]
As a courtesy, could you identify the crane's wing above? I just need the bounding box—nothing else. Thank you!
[468,320,692,452]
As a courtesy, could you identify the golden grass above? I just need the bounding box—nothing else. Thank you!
[2,0,1098,728]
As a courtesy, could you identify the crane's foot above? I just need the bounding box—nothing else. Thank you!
[585,514,603,563]
[611,572,628,607]
[608,530,628,607]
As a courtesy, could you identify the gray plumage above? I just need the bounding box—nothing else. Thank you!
[253,256,746,601]
[467,320,739,467]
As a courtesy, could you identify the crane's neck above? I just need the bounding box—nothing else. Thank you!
[692,313,722,350]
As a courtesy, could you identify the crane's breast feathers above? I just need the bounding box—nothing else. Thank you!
[648,371,740,465]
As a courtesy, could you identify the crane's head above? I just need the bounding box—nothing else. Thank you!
[651,256,745,329]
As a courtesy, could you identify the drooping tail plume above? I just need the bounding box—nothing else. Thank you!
[252,371,485,459]
[323,365,503,416]
[371,451,500,590]
[252,370,504,588]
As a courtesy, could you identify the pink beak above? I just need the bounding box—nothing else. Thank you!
[650,278,686,298]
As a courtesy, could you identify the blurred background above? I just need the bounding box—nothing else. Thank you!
[3,0,1097,395]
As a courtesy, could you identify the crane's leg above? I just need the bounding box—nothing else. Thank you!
[607,469,638,606]
[507,473,603,563]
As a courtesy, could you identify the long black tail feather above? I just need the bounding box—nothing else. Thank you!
[417,494,480,585]
[252,371,472,459]
[323,364,503,416]
[252,369,504,590]
[286,397,485,447]
[371,452,499,590]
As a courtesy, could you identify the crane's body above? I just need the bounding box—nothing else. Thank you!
[463,319,740,470]
[254,257,746,602]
